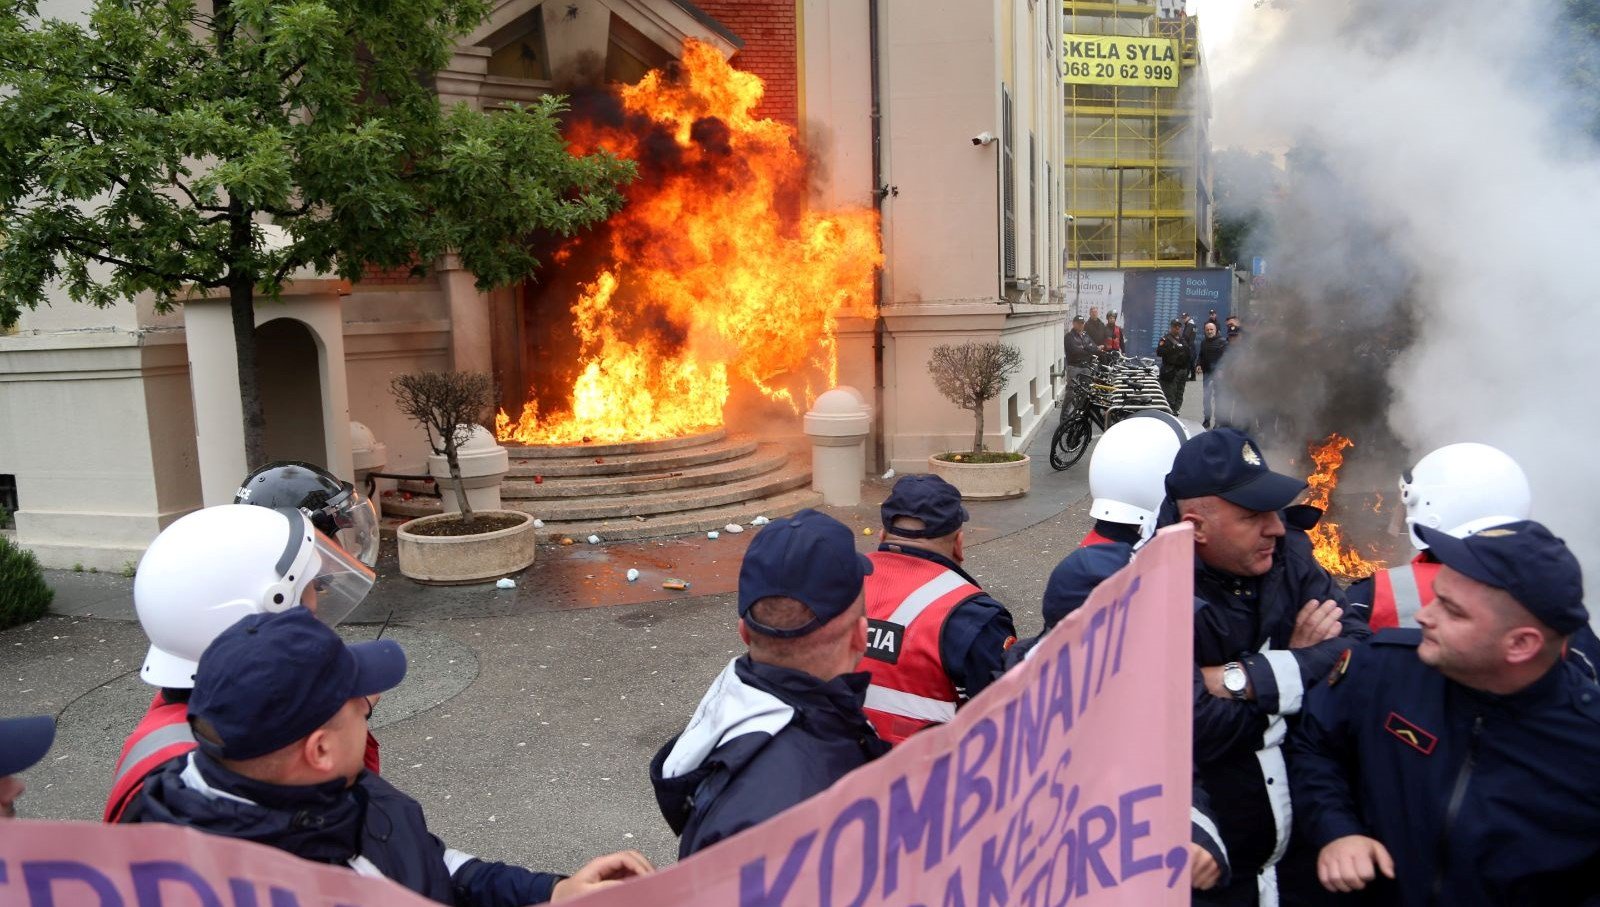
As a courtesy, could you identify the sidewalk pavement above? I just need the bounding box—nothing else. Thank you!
[2,404,1124,873]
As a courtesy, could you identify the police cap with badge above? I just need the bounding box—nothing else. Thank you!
[1416,519,1588,635]
[1165,427,1307,514]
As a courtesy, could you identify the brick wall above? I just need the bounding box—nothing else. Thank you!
[693,0,799,127]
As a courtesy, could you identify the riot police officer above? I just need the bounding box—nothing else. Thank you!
[1082,410,1193,547]
[235,460,381,567]
[1288,520,1600,905]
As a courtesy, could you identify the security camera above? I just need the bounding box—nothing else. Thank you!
[972,132,995,146]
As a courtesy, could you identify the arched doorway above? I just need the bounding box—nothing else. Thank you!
[255,318,328,466]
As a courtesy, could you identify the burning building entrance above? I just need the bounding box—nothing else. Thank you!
[494,41,881,447]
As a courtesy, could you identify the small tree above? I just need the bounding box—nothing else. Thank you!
[929,342,1024,453]
[0,535,53,629]
[390,370,495,523]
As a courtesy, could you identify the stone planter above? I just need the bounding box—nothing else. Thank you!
[396,510,537,585]
[927,454,1031,500]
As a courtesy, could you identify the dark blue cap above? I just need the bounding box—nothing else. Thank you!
[1416,520,1588,635]
[0,715,55,776]
[1165,428,1307,513]
[881,474,969,539]
[189,608,407,760]
[739,509,874,638]
[1043,543,1133,629]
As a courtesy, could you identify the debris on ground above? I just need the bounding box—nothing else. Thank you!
[752,515,770,526]
[707,530,719,540]
[663,579,689,591]
[559,536,573,546]
[533,519,545,528]
[723,523,744,534]
[882,468,896,479]
[495,578,516,590]
[863,527,874,536]
[626,569,640,582]
[587,535,601,544]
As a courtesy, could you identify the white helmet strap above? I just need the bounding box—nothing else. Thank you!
[262,508,315,612]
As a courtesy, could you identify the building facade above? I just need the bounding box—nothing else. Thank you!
[0,0,1068,566]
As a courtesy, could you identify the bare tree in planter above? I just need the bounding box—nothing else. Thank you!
[390,371,495,526]
[929,342,1024,455]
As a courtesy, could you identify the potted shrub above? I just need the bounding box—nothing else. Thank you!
[390,370,536,584]
[926,341,1031,499]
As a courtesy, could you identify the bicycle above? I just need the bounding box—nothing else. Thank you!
[1049,354,1172,470]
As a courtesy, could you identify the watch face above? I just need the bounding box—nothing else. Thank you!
[1223,666,1247,692]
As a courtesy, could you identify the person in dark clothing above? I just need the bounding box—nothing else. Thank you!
[1288,521,1600,906]
[1065,314,1098,386]
[127,608,650,905]
[1160,428,1371,906]
[651,509,889,859]
[1085,306,1108,346]
[858,475,1016,743]
[1196,321,1229,428]
[1181,313,1199,380]
[1226,313,1243,342]
[1207,309,1220,328]
[1157,319,1191,412]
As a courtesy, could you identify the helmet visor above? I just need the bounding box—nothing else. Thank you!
[302,527,376,626]
[330,490,381,567]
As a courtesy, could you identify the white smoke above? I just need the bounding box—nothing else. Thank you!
[1205,0,1600,587]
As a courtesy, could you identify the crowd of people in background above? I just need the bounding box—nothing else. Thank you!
[3,368,1598,906]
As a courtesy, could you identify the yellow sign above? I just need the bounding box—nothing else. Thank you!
[1062,34,1180,87]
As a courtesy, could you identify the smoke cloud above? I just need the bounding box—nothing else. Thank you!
[1207,0,1599,586]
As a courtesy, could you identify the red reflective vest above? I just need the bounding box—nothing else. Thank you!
[104,691,195,822]
[857,551,982,745]
[104,691,384,823]
[1369,555,1442,630]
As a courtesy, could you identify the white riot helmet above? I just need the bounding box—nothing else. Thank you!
[1400,442,1532,550]
[133,504,376,688]
[1089,411,1193,540]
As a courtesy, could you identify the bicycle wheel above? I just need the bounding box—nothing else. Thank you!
[1052,414,1093,470]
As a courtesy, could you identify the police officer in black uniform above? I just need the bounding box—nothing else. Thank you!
[1288,520,1600,906]
[1160,428,1371,905]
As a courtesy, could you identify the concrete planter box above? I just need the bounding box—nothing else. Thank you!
[927,454,1031,500]
[396,510,537,585]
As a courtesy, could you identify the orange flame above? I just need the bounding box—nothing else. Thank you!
[495,41,882,445]
[1305,433,1386,580]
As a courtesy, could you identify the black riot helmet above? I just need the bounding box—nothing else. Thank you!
[235,461,380,567]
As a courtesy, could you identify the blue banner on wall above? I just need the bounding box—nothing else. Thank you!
[1120,269,1234,358]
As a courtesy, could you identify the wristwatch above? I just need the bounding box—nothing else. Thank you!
[1221,662,1250,700]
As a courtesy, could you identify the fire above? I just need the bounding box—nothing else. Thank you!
[1304,433,1386,581]
[495,41,882,446]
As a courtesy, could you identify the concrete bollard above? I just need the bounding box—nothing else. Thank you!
[349,421,388,518]
[803,387,871,506]
[428,425,510,513]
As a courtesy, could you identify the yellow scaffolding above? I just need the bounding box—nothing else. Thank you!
[1063,1,1211,270]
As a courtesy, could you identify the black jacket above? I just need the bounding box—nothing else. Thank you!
[1188,524,1370,880]
[1289,631,1600,906]
[130,752,560,906]
[1156,333,1190,377]
[1198,335,1228,371]
[1065,328,1098,366]
[651,656,889,859]
[1085,316,1108,345]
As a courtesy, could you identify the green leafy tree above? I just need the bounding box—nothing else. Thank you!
[0,0,634,467]
[1212,148,1281,269]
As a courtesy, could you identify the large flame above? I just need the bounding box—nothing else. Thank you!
[1304,433,1387,581]
[495,41,882,446]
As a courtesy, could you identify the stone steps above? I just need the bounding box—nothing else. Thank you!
[501,443,791,500]
[503,435,759,478]
[383,430,817,542]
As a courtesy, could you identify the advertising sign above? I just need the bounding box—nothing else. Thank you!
[1063,35,1181,88]
[1121,269,1233,357]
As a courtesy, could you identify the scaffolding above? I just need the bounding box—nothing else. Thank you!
[1063,1,1212,270]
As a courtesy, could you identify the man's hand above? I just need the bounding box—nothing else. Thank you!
[1317,835,1395,893]
[1189,843,1221,890]
[1289,599,1344,649]
[550,850,654,901]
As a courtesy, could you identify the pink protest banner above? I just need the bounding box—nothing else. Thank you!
[0,525,1194,907]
